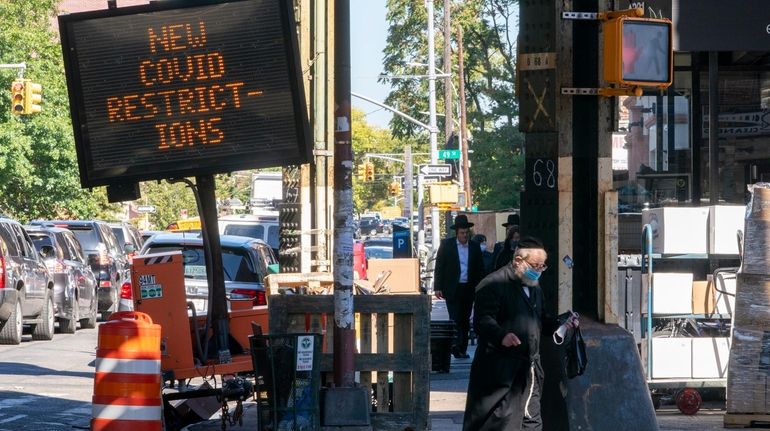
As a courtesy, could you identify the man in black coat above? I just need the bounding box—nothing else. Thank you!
[492,214,520,271]
[434,215,485,359]
[463,237,578,431]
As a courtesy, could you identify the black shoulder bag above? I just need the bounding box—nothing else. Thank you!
[565,326,587,378]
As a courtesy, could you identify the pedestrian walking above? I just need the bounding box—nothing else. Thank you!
[463,236,579,430]
[434,215,485,359]
[472,234,494,276]
[492,214,520,271]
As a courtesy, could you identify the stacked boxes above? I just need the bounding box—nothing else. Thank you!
[727,186,770,414]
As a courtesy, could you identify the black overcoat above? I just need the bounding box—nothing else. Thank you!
[433,236,485,300]
[462,264,558,431]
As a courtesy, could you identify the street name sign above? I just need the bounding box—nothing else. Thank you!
[58,0,311,188]
[438,149,460,160]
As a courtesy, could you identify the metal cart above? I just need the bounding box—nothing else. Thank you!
[641,224,738,414]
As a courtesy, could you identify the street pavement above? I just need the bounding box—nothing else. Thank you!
[186,342,730,431]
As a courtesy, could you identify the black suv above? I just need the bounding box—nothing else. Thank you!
[25,226,99,333]
[0,218,54,344]
[36,221,129,319]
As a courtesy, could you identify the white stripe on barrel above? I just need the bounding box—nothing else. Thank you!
[92,404,162,421]
[95,357,160,374]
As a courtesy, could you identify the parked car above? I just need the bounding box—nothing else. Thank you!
[24,226,98,333]
[0,218,55,344]
[218,212,279,255]
[34,220,129,320]
[139,232,277,313]
[109,222,143,263]
[358,216,383,236]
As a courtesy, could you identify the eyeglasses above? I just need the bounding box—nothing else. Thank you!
[524,260,548,272]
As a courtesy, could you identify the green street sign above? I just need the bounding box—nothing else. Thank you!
[438,149,460,160]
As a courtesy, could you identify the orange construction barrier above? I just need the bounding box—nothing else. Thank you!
[92,311,162,431]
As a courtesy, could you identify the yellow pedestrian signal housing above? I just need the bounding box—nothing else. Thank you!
[364,162,375,182]
[24,81,42,114]
[10,79,25,115]
[388,182,401,196]
[603,15,672,89]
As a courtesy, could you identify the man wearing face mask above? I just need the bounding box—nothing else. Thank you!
[463,237,579,431]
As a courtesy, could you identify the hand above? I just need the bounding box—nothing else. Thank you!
[565,311,580,329]
[501,332,521,347]
[434,290,444,300]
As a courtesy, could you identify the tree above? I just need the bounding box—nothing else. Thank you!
[383,0,524,210]
[0,0,115,222]
[352,109,427,214]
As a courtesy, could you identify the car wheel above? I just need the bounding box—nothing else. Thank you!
[59,297,79,334]
[0,299,22,345]
[80,292,97,329]
[32,293,54,341]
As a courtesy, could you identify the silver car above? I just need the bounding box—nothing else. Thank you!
[139,232,277,313]
[0,218,55,344]
[25,226,98,333]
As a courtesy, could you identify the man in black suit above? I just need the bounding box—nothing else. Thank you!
[434,215,485,359]
[492,213,520,271]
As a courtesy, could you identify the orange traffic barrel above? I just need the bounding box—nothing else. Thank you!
[92,311,162,431]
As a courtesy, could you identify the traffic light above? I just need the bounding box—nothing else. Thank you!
[10,79,24,115]
[364,162,375,181]
[388,181,401,196]
[603,15,672,89]
[357,163,367,181]
[24,81,42,114]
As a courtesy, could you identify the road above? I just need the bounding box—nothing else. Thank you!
[0,326,97,431]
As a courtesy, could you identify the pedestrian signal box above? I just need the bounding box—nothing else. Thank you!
[603,16,672,88]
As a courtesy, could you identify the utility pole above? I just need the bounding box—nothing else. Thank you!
[426,0,440,247]
[443,0,453,151]
[404,145,413,221]
[333,0,354,388]
[457,27,471,206]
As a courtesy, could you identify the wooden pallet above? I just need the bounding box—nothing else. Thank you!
[724,413,770,428]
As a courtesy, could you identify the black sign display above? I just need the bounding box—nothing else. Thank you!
[59,0,311,188]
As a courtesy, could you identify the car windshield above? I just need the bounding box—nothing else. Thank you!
[365,247,393,259]
[67,227,99,250]
[145,245,259,283]
[364,237,392,247]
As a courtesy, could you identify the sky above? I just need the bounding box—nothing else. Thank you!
[351,0,393,129]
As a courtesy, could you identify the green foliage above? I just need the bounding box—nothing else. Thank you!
[0,0,114,222]
[383,0,525,210]
[352,109,427,214]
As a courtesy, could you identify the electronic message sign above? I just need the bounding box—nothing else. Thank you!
[59,0,311,188]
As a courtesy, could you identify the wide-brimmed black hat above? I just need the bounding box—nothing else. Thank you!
[502,213,520,227]
[450,215,474,230]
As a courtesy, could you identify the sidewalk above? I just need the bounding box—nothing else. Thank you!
[428,347,731,431]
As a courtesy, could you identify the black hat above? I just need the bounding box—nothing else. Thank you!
[502,213,520,227]
[517,236,544,250]
[450,215,474,230]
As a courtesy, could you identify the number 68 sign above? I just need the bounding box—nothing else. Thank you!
[526,158,557,190]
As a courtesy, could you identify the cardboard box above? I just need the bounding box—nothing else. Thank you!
[651,338,692,378]
[642,207,709,254]
[366,258,420,294]
[709,205,745,255]
[692,280,716,315]
[642,273,694,314]
[692,337,730,378]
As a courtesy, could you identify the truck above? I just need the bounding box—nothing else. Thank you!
[250,171,282,211]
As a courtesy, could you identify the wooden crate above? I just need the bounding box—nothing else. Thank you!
[268,294,431,430]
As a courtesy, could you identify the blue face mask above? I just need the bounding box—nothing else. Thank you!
[523,266,542,281]
[510,240,519,250]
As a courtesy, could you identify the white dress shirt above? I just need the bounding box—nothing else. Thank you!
[457,240,469,283]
